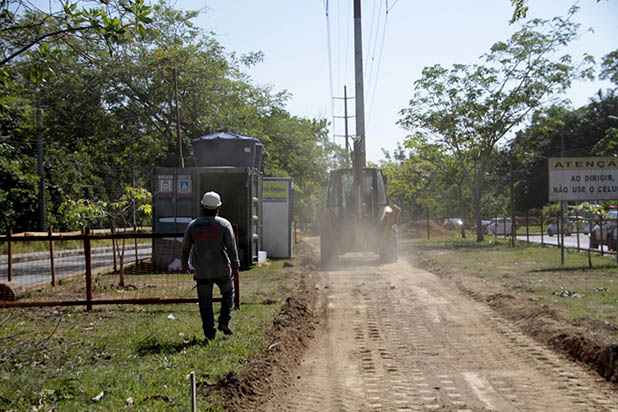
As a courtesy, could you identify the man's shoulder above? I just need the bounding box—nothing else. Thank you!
[187,216,214,228]
[215,216,232,227]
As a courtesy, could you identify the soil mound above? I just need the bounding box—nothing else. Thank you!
[399,219,455,239]
[201,240,319,411]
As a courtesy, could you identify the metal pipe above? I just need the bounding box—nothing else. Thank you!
[233,224,240,309]
[84,228,93,311]
[7,227,12,282]
[539,211,543,246]
[111,223,117,272]
[49,226,56,286]
[190,371,197,412]
[134,226,138,266]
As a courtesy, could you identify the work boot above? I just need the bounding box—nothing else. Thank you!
[204,328,216,342]
[217,324,234,336]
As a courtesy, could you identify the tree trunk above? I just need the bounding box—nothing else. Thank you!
[458,184,466,239]
[473,181,484,242]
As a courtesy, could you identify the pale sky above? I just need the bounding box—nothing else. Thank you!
[185,1,617,163]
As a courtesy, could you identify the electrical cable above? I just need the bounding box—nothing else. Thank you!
[324,0,336,143]
[344,0,352,89]
[387,0,400,13]
[365,0,383,103]
[365,0,379,72]
[367,1,389,127]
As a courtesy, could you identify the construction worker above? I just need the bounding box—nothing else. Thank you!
[181,191,240,341]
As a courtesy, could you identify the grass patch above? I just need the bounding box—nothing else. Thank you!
[0,257,301,411]
[408,235,618,343]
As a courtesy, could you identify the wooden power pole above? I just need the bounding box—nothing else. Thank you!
[353,0,366,168]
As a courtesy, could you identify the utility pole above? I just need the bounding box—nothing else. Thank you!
[325,0,335,142]
[174,67,184,168]
[353,0,366,168]
[36,96,46,231]
[334,85,354,153]
[344,85,349,153]
[353,0,366,220]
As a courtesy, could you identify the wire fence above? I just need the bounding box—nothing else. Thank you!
[0,227,241,309]
[420,212,617,258]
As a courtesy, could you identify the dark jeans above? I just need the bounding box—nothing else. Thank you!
[196,276,234,339]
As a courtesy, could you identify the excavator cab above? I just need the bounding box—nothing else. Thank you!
[320,167,399,264]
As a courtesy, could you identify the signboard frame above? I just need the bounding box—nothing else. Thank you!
[548,157,618,202]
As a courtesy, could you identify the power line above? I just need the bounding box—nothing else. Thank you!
[368,2,389,125]
[365,1,384,109]
[387,0,400,13]
[324,0,336,142]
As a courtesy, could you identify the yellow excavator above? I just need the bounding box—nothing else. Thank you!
[319,146,400,264]
[320,0,400,264]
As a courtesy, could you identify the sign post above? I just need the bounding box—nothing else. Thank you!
[548,157,618,264]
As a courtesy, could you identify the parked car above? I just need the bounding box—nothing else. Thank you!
[546,218,573,237]
[487,217,512,235]
[589,209,618,251]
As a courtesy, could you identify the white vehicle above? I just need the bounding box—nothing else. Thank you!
[487,218,512,235]
[546,219,572,237]
[589,209,618,251]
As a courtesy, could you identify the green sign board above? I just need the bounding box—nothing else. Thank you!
[263,181,288,202]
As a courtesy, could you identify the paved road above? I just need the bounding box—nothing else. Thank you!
[513,232,616,254]
[0,245,152,288]
[263,245,618,411]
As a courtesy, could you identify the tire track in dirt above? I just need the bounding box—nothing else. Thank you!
[263,251,618,411]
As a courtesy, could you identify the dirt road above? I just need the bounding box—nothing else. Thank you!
[262,251,618,412]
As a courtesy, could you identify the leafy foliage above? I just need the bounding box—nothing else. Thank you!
[0,1,342,233]
[0,0,153,75]
[511,90,618,211]
[398,9,593,240]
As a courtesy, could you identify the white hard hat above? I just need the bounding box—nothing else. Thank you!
[201,191,222,209]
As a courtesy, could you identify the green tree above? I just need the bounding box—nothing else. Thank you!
[399,9,593,241]
[0,0,152,74]
[600,50,618,85]
[1,1,343,233]
[511,90,618,211]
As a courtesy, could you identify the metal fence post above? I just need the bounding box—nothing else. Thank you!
[49,226,56,286]
[133,226,139,266]
[7,227,12,282]
[526,212,529,243]
[190,371,197,412]
[111,223,117,272]
[134,226,139,266]
[503,215,507,239]
[426,214,430,240]
[575,209,579,252]
[539,211,543,246]
[84,227,93,311]
[599,213,603,256]
[232,224,240,309]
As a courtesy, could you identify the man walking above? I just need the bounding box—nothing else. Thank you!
[182,191,240,341]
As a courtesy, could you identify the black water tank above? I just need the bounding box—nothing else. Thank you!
[192,132,263,170]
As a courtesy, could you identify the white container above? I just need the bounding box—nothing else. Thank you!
[258,251,267,264]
